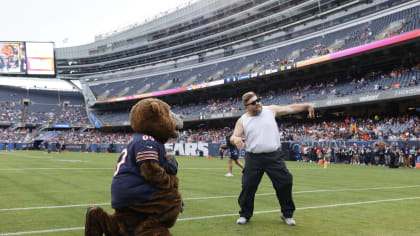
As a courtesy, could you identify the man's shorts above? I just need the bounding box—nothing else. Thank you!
[229,150,239,160]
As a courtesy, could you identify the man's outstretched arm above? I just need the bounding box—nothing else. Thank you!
[268,104,314,118]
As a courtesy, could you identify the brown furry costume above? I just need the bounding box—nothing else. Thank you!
[85,98,183,236]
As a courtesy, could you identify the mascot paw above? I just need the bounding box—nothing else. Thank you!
[180,199,185,213]
[164,156,178,175]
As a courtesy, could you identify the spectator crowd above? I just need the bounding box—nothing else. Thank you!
[1,114,420,168]
[171,63,419,116]
[296,142,418,168]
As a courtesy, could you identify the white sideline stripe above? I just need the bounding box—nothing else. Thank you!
[57,160,87,162]
[293,184,420,194]
[181,167,322,170]
[1,196,419,235]
[0,227,84,235]
[1,185,420,212]
[178,196,420,221]
[0,203,110,212]
[0,168,228,170]
[0,167,321,171]
[0,168,113,170]
[185,184,420,200]
[0,152,52,159]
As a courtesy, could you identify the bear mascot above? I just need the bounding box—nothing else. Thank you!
[85,98,184,236]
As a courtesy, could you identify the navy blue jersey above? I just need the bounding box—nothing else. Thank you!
[226,134,239,157]
[111,133,167,209]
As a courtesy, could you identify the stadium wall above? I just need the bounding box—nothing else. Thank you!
[3,141,419,161]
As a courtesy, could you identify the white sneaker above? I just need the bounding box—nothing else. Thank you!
[225,173,233,177]
[281,215,296,226]
[236,217,248,224]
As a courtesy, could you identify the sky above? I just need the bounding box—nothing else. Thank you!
[1,0,197,90]
[4,0,197,48]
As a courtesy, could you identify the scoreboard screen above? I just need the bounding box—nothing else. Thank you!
[0,42,26,74]
[0,41,55,77]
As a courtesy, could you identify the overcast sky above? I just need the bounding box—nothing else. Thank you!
[1,0,197,90]
[3,0,197,47]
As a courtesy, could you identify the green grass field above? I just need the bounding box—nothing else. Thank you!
[0,150,419,236]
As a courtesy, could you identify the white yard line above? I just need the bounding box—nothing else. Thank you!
[0,167,322,171]
[1,185,419,212]
[178,196,420,221]
[0,227,84,236]
[0,167,229,170]
[185,184,420,199]
[0,168,113,170]
[0,152,52,159]
[1,196,419,235]
[0,203,110,212]
[181,167,322,170]
[57,160,87,162]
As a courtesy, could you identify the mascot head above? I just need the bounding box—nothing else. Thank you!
[130,98,183,144]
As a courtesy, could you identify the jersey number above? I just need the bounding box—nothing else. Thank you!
[142,135,155,141]
[114,148,128,176]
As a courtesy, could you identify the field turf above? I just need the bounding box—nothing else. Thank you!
[0,150,419,235]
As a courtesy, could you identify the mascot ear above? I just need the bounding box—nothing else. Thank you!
[151,101,161,114]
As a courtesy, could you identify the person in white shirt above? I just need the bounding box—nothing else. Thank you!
[230,91,314,226]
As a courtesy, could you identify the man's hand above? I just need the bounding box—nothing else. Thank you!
[269,103,315,118]
[307,105,315,118]
[232,136,245,149]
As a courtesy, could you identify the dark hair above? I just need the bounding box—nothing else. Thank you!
[242,91,256,106]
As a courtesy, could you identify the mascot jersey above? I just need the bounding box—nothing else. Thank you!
[111,133,167,209]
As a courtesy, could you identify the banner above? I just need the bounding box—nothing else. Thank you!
[164,142,209,156]
[88,111,102,128]
[164,142,246,157]
[65,144,86,152]
[52,123,71,128]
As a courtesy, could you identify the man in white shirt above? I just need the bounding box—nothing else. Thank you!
[231,91,314,226]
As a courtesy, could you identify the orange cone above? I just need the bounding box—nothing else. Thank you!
[416,163,420,168]
[324,160,328,169]
[318,159,323,164]
[207,155,211,159]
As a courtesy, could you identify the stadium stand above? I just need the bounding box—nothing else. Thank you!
[89,62,420,121]
[0,86,88,125]
[1,0,420,165]
[83,3,420,102]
